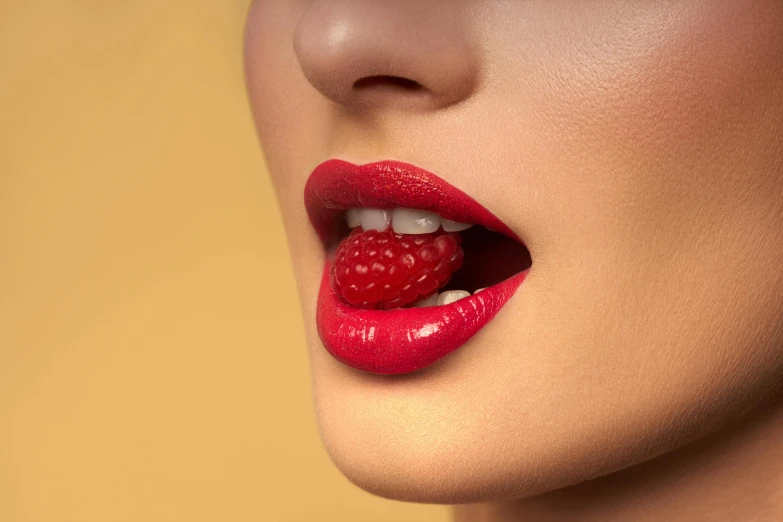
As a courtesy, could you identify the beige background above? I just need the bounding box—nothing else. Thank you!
[0,2,448,521]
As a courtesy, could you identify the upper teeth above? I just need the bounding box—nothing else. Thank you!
[392,208,440,234]
[441,218,473,232]
[345,208,473,234]
[358,208,391,231]
[345,208,361,228]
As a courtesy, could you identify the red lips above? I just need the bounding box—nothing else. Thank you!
[304,159,529,374]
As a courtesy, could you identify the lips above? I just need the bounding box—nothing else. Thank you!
[304,159,530,374]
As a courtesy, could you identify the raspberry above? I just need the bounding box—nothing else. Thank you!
[330,227,465,309]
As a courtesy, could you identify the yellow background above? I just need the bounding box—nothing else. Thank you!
[0,2,448,521]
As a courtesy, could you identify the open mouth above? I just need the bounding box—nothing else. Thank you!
[304,159,532,374]
[330,210,531,309]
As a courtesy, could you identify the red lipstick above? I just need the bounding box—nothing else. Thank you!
[304,159,530,374]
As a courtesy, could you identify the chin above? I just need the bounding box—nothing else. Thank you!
[314,385,778,505]
[307,348,701,505]
[304,299,783,506]
[314,402,558,505]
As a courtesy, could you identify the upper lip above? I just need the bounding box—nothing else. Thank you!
[304,159,522,247]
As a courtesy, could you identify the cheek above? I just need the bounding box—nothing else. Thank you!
[469,0,783,464]
[244,1,331,189]
[244,1,332,281]
[479,1,783,273]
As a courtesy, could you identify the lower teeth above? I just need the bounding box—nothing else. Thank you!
[414,294,439,308]
[411,288,485,308]
[438,290,470,306]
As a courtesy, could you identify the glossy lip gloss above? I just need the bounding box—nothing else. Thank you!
[304,159,530,374]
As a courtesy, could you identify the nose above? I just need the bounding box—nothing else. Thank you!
[293,0,479,112]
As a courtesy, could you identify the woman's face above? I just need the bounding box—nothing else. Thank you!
[245,0,783,502]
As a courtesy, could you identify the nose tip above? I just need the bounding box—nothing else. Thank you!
[293,0,479,112]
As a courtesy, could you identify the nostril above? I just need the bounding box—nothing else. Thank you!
[353,75,425,92]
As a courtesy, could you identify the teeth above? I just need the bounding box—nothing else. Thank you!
[474,288,487,294]
[345,208,361,228]
[358,208,391,231]
[441,219,473,232]
[438,290,470,306]
[347,207,476,234]
[392,208,441,234]
[414,294,439,307]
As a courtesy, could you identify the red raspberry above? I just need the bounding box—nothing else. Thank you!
[330,227,465,310]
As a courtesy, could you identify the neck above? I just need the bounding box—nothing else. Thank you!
[454,399,783,522]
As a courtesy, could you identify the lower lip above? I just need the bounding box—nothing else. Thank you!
[316,262,530,374]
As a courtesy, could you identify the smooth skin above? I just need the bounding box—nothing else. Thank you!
[244,1,783,520]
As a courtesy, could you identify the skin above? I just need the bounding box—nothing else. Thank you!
[244,1,783,520]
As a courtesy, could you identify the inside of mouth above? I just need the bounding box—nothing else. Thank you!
[327,217,532,308]
[437,226,531,294]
